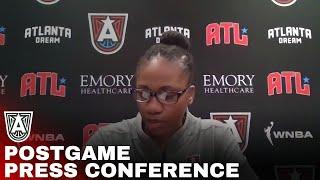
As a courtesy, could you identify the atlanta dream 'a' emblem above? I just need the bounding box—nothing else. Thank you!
[36,0,60,5]
[271,0,297,7]
[88,13,128,55]
[210,112,251,152]
[4,111,33,143]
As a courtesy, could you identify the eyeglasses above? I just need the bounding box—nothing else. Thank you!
[133,87,190,104]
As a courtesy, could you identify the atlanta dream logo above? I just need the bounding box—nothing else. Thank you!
[36,0,60,5]
[268,26,312,44]
[4,111,33,143]
[145,26,190,43]
[24,26,72,44]
[271,0,297,7]
[210,112,251,152]
[88,13,128,55]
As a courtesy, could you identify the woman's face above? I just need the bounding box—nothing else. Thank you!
[135,56,195,138]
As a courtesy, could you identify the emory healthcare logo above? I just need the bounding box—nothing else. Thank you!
[275,165,315,180]
[203,74,255,94]
[0,26,6,45]
[271,0,297,7]
[36,0,60,5]
[20,72,67,97]
[4,111,33,143]
[80,74,133,95]
[0,75,8,95]
[264,121,313,146]
[210,112,251,152]
[267,71,310,96]
[88,13,128,55]
[206,22,248,46]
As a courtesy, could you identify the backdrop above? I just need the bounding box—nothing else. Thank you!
[0,0,319,179]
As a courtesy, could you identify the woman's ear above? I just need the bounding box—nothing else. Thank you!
[187,85,196,105]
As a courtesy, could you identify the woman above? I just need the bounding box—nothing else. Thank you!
[88,31,259,179]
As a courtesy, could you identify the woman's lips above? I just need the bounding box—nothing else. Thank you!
[147,118,162,122]
[145,119,165,129]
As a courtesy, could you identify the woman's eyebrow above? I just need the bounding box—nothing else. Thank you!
[135,85,180,91]
[160,86,179,91]
[136,85,149,89]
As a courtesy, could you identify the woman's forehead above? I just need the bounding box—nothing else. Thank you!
[136,58,188,89]
[136,75,188,90]
[143,56,184,69]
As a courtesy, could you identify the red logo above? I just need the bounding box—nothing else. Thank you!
[83,123,108,145]
[0,26,6,45]
[210,112,251,152]
[206,22,248,46]
[20,72,66,97]
[0,34,5,45]
[275,165,315,180]
[267,71,310,96]
[186,154,200,163]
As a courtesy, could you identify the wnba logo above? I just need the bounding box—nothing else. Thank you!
[36,0,60,5]
[271,0,297,7]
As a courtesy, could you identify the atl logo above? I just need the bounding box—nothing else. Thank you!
[206,22,248,46]
[88,13,128,55]
[0,26,6,45]
[4,111,33,143]
[267,71,310,96]
[20,72,66,97]
[210,112,251,152]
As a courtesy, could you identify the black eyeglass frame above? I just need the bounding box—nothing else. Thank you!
[132,86,191,104]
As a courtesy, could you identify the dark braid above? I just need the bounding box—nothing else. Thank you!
[136,31,194,85]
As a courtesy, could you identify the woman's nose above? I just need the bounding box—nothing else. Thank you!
[145,96,163,114]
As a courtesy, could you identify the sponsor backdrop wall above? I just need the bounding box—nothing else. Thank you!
[0,0,319,179]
